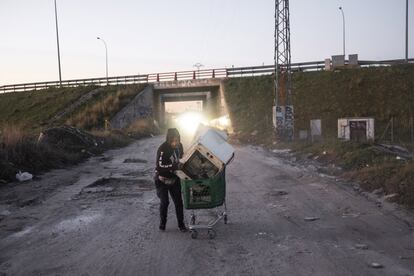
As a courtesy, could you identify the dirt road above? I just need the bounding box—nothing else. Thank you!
[0,136,413,276]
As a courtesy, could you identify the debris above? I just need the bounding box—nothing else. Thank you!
[16,171,33,182]
[250,130,258,136]
[370,262,383,269]
[304,217,320,222]
[373,144,413,160]
[37,125,102,153]
[384,193,399,202]
[355,243,369,250]
[373,188,383,195]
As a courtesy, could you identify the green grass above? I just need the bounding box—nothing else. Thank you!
[223,75,274,143]
[0,86,99,134]
[223,65,414,142]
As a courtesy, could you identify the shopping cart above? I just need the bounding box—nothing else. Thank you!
[180,168,228,239]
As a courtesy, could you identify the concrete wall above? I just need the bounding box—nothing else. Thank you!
[110,85,154,129]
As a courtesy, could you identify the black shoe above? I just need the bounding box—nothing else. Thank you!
[159,224,166,231]
[179,225,188,232]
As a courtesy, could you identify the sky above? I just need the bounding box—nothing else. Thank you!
[0,0,412,85]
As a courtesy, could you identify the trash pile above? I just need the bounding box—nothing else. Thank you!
[37,125,103,153]
[177,125,235,180]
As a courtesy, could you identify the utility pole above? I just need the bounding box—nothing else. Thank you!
[273,0,294,141]
[54,0,62,86]
[406,0,409,62]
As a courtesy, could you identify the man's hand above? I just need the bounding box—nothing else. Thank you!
[177,162,184,170]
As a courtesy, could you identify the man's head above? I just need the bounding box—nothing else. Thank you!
[166,128,180,148]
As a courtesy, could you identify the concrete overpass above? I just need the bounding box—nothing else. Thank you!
[110,78,229,129]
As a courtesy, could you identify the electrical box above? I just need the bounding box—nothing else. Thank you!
[338,118,375,142]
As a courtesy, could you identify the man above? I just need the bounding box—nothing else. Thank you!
[155,128,188,232]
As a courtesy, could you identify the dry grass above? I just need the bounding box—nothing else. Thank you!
[66,85,145,130]
[0,124,25,148]
[0,125,83,182]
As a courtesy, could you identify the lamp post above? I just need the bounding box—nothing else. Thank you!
[193,62,204,79]
[339,6,346,58]
[54,0,62,86]
[97,37,108,85]
[406,0,409,62]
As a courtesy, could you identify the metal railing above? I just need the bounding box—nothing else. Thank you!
[1,58,412,93]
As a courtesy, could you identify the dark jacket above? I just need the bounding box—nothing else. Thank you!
[156,141,184,179]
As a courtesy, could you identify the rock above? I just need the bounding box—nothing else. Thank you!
[355,243,369,250]
[370,262,383,269]
[251,130,258,136]
[304,217,320,222]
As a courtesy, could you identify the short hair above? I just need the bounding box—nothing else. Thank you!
[166,128,180,143]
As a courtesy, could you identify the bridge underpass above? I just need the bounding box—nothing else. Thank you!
[110,79,231,136]
[154,88,220,128]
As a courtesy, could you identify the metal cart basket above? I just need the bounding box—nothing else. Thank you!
[180,168,227,239]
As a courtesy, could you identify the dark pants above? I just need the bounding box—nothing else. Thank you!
[155,178,184,227]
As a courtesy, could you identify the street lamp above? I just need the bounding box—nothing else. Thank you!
[97,37,108,84]
[193,62,204,79]
[406,0,409,62]
[339,6,346,58]
[54,0,62,86]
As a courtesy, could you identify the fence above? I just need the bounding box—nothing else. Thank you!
[1,58,413,93]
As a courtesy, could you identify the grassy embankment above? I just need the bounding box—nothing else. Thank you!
[223,65,414,207]
[0,84,151,182]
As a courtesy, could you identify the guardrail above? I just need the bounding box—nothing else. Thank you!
[1,58,412,93]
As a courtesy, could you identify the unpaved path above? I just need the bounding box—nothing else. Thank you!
[0,136,413,276]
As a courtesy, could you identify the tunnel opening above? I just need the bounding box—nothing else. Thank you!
[153,84,232,144]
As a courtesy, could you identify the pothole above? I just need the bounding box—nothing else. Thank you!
[74,177,154,200]
[123,158,148,164]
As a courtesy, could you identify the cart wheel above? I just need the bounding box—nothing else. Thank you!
[190,215,196,225]
[190,230,198,239]
[208,229,216,239]
[224,214,228,224]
